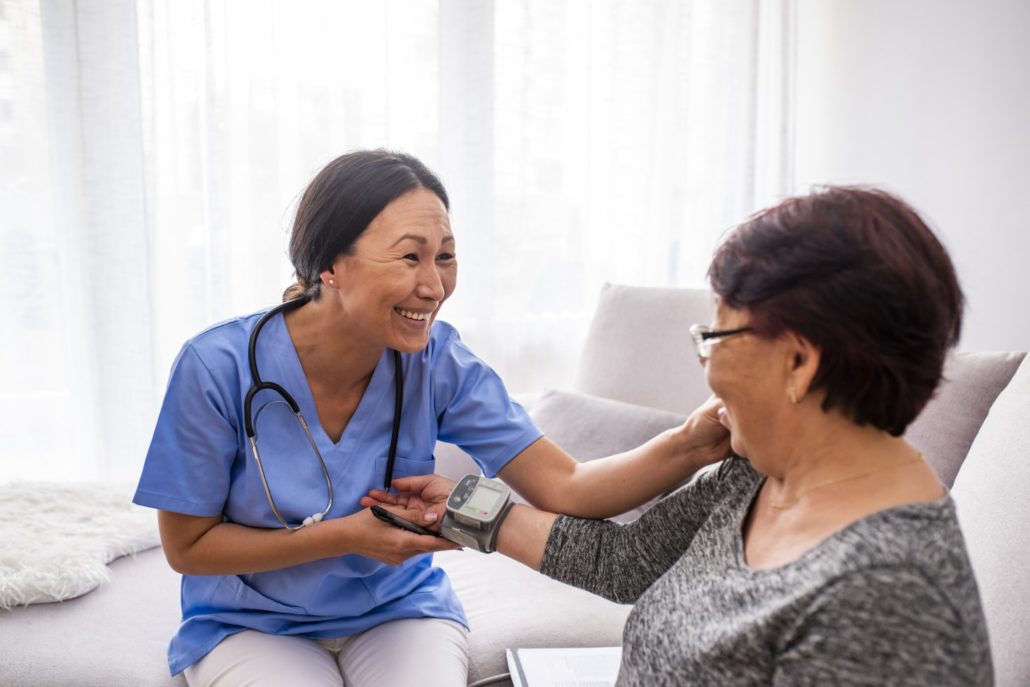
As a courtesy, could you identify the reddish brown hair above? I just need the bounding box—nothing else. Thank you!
[708,186,963,436]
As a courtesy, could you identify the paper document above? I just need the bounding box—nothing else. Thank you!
[506,646,622,687]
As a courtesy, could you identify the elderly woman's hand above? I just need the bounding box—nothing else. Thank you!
[674,395,734,469]
[361,474,458,529]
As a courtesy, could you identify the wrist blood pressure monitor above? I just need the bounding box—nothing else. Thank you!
[439,475,514,553]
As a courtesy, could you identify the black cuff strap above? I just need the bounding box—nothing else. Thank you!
[486,501,516,553]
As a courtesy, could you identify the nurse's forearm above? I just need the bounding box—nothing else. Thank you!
[501,430,710,520]
[563,428,706,517]
[501,399,729,519]
[158,510,450,575]
[160,520,342,575]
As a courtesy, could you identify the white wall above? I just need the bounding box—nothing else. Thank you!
[792,0,1030,351]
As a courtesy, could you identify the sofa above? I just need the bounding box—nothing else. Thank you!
[2,284,1027,686]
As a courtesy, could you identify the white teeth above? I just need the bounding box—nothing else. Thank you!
[396,308,430,321]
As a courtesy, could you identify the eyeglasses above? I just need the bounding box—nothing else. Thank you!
[689,324,754,362]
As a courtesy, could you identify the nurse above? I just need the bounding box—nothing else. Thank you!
[134,149,721,687]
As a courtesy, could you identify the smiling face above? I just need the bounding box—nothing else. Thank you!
[703,301,795,469]
[324,187,456,353]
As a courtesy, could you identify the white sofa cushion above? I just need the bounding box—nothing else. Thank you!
[952,357,1030,687]
[0,543,629,687]
[0,547,185,686]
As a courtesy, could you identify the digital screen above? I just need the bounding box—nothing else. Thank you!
[464,486,502,515]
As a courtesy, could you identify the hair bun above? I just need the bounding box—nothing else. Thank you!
[282,280,308,302]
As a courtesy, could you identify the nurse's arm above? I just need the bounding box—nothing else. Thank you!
[157,507,458,576]
[496,396,730,519]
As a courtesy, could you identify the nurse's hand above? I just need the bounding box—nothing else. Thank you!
[360,474,456,529]
[343,506,460,566]
[674,395,733,463]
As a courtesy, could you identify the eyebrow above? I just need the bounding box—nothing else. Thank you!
[390,233,455,247]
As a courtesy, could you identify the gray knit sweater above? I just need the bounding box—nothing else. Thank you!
[540,457,993,686]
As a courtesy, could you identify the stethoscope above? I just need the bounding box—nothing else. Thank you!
[244,296,404,530]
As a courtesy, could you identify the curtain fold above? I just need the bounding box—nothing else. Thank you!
[0,0,791,482]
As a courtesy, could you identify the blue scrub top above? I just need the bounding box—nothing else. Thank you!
[133,310,542,675]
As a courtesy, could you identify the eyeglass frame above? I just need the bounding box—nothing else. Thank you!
[688,324,754,361]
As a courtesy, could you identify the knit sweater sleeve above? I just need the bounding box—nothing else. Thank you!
[774,567,993,686]
[538,459,738,604]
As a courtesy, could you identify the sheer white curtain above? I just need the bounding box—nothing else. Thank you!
[0,0,793,482]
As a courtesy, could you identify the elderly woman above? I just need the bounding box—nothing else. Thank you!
[372,187,993,685]
[133,149,712,687]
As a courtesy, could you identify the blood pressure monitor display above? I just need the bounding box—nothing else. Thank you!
[442,474,514,552]
[463,485,503,516]
[447,474,512,526]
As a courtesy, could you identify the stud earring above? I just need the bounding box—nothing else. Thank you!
[328,279,335,286]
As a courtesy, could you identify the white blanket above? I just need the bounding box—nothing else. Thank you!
[0,481,160,609]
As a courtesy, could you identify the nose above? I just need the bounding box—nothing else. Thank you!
[415,262,446,302]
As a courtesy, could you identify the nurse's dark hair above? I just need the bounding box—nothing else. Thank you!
[708,186,963,437]
[283,149,449,301]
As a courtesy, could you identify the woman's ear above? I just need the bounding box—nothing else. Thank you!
[321,255,346,289]
[784,332,820,403]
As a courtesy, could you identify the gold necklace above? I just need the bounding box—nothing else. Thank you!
[767,455,924,510]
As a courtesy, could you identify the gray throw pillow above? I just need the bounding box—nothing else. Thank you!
[904,351,1025,487]
[530,389,687,462]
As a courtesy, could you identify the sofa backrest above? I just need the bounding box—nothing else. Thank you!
[952,355,1030,687]
[572,283,1025,488]
[572,283,713,415]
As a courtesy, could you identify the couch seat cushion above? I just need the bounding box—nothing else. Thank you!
[0,546,185,687]
[0,544,629,687]
[437,549,630,685]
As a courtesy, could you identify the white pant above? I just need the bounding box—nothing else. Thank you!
[184,618,469,687]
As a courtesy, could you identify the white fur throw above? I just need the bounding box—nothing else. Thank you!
[0,481,160,609]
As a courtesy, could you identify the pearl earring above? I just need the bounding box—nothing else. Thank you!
[328,279,335,286]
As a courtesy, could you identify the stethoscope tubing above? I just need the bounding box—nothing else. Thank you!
[244,296,404,530]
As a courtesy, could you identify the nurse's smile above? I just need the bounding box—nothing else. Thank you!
[394,307,435,330]
[395,308,433,322]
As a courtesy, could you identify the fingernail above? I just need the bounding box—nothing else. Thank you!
[424,512,438,523]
